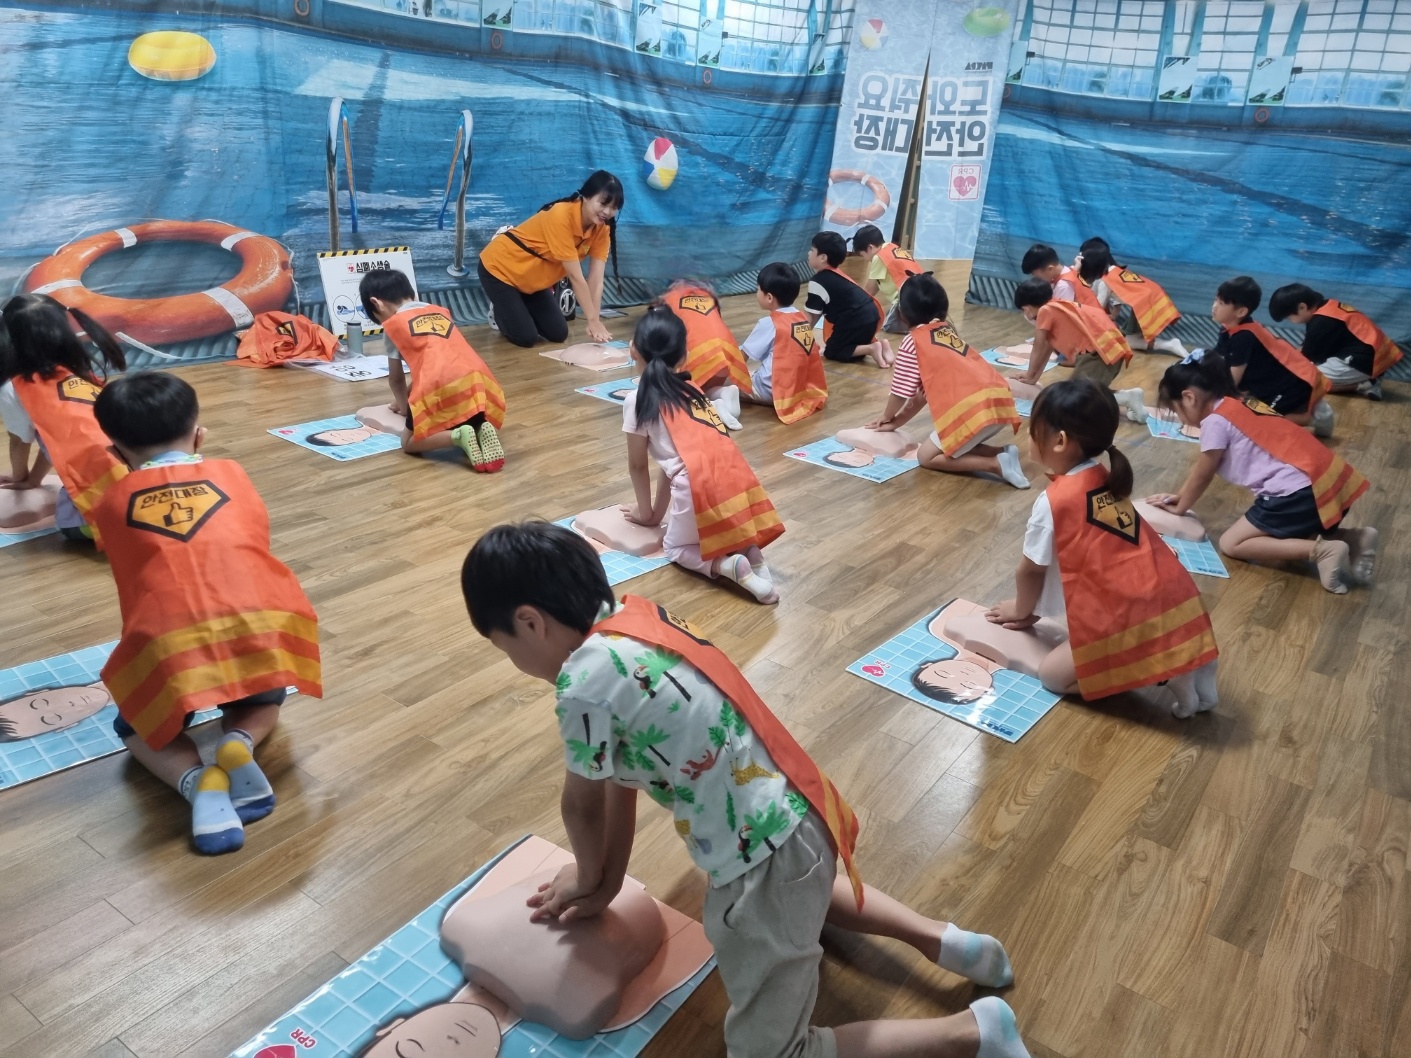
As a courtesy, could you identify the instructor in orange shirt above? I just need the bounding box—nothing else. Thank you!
[477,170,623,348]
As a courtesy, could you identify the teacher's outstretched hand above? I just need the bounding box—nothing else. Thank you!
[477,170,623,348]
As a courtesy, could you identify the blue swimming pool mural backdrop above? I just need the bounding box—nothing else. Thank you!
[977,0,1411,341]
[0,0,856,363]
[3,0,1409,365]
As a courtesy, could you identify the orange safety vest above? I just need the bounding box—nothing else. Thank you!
[661,396,784,560]
[1227,321,1330,406]
[910,321,1020,455]
[593,594,863,907]
[234,312,338,367]
[1313,301,1404,378]
[10,368,128,523]
[90,458,322,749]
[1059,266,1102,310]
[1049,463,1218,700]
[1212,396,1368,529]
[876,243,923,295]
[663,284,753,395]
[1038,300,1132,367]
[769,312,827,424]
[821,266,883,345]
[383,305,506,440]
[1100,266,1180,342]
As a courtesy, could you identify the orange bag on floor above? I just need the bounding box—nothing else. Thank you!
[234,312,339,367]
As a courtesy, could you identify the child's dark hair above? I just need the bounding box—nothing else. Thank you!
[1029,379,1133,500]
[1013,277,1055,310]
[851,224,886,253]
[1079,236,1111,258]
[898,273,948,328]
[1020,244,1061,274]
[94,371,199,449]
[756,262,801,306]
[1156,352,1238,410]
[461,521,615,637]
[358,268,416,322]
[0,294,126,384]
[811,231,848,268]
[631,304,702,427]
[1077,243,1115,285]
[1215,276,1261,318]
[541,169,624,279]
[1268,283,1326,321]
[911,661,985,705]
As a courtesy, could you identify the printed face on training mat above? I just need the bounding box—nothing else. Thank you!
[912,659,993,705]
[307,425,383,447]
[0,683,112,741]
[358,1001,500,1058]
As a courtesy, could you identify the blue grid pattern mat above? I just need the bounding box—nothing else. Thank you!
[269,416,404,461]
[0,525,59,548]
[576,375,640,406]
[981,347,1059,374]
[1146,413,1200,444]
[1015,399,1033,418]
[232,835,715,1058]
[1163,535,1229,578]
[785,437,918,484]
[0,643,220,790]
[554,518,672,586]
[848,608,1063,743]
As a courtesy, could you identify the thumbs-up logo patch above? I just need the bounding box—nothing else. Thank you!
[126,480,229,541]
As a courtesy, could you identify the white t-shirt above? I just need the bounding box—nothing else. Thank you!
[1052,278,1077,302]
[741,308,805,401]
[556,605,803,886]
[622,391,697,550]
[1022,459,1100,618]
[0,381,36,443]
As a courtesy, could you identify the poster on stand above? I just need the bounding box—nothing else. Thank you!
[315,247,418,338]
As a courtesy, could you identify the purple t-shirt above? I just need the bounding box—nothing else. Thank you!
[1200,402,1311,498]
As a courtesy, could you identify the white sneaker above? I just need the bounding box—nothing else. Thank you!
[1115,387,1148,424]
[1152,334,1189,357]
[997,445,1031,489]
[486,305,499,333]
[1310,399,1335,438]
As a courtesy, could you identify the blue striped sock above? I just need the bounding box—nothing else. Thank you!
[216,730,276,824]
[181,765,244,855]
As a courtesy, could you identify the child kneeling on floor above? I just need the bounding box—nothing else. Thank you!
[621,306,784,604]
[987,379,1220,718]
[359,269,508,472]
[91,372,322,854]
[462,520,1034,1058]
[1148,353,1376,595]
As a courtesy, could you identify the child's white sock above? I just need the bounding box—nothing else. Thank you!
[180,765,245,855]
[745,545,772,582]
[1114,387,1147,423]
[1193,658,1219,710]
[1310,399,1335,439]
[216,729,276,824]
[1152,334,1189,357]
[997,446,1031,490]
[971,997,1031,1058]
[717,554,779,605]
[1168,671,1202,719]
[938,923,1014,987]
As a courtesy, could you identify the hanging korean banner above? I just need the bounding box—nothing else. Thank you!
[819,0,939,242]
[913,1,1021,260]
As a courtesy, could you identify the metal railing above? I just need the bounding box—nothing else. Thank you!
[326,96,360,251]
[437,109,474,277]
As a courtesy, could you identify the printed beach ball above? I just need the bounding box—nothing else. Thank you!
[642,137,679,191]
[858,18,887,50]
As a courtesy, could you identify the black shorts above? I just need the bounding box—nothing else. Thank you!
[112,686,287,739]
[1244,486,1338,539]
[404,410,485,433]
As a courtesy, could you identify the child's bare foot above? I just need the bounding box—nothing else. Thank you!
[1312,536,1351,594]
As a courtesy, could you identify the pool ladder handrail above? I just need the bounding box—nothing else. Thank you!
[326,97,360,250]
[437,109,474,277]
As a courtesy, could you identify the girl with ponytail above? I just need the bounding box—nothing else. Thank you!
[986,378,1220,717]
[0,294,129,542]
[478,169,624,349]
[1147,352,1376,594]
[620,306,784,604]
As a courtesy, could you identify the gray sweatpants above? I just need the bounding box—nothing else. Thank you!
[703,812,839,1058]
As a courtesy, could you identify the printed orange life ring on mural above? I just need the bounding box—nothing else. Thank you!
[293,0,310,17]
[24,221,293,347]
[823,169,890,226]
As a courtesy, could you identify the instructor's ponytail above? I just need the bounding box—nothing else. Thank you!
[541,170,624,281]
[631,305,700,427]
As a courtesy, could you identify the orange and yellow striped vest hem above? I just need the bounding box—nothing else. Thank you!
[411,371,507,437]
[1071,596,1217,698]
[1133,297,1180,342]
[1311,455,1369,529]
[696,485,784,560]
[933,386,1020,454]
[774,387,827,424]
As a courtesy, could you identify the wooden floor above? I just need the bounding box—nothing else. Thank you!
[1,292,1407,1058]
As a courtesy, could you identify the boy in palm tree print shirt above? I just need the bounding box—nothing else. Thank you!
[558,612,803,882]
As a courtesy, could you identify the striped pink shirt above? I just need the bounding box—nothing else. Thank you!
[889,335,923,399]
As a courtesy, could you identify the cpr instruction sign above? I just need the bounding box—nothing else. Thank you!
[315,246,417,337]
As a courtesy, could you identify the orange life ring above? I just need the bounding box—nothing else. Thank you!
[824,169,890,227]
[293,0,310,16]
[24,220,293,347]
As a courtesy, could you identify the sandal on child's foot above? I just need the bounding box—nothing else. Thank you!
[475,422,505,473]
[451,425,485,469]
[1312,536,1351,594]
[717,554,779,604]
